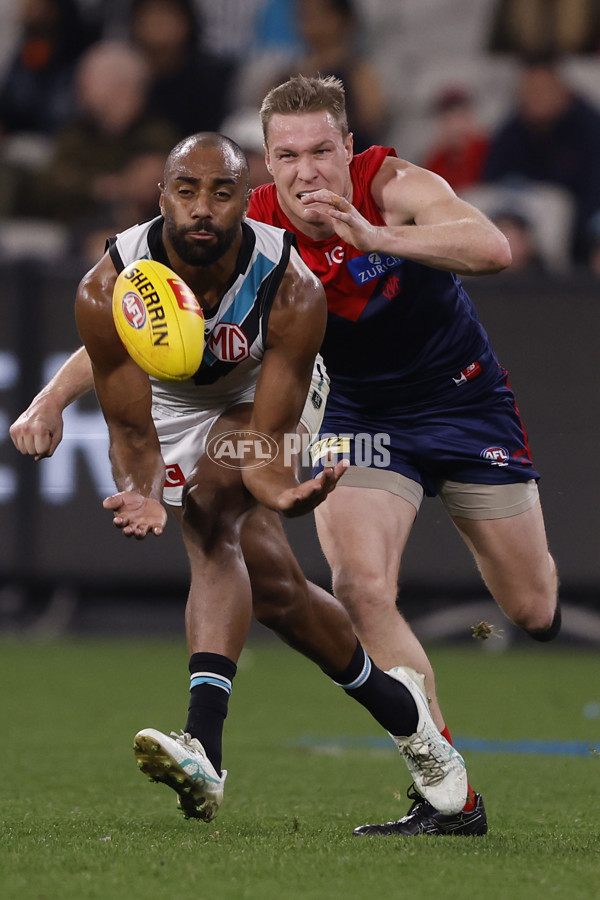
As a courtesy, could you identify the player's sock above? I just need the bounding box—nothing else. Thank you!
[331,640,419,736]
[185,651,237,775]
[441,725,477,811]
[527,603,561,642]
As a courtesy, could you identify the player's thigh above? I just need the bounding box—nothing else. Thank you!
[182,403,256,530]
[451,496,555,599]
[314,480,418,588]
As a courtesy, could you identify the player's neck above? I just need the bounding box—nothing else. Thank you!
[185,264,236,311]
[167,242,242,312]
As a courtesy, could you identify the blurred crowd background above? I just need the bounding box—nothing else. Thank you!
[1,0,600,274]
[1,0,599,641]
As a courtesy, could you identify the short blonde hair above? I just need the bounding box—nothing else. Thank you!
[260,74,349,142]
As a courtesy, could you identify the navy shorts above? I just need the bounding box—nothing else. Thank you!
[311,368,539,498]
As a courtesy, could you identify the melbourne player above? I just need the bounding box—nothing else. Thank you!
[249,74,560,835]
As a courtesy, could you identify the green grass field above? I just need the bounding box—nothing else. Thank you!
[1,637,599,900]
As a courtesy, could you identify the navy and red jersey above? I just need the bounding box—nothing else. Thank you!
[248,146,497,409]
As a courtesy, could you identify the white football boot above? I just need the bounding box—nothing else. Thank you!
[386,666,468,815]
[133,728,226,820]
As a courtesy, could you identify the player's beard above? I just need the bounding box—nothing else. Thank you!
[165,217,239,267]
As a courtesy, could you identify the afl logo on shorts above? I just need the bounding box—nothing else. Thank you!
[121,292,147,329]
[207,323,249,362]
[481,446,509,466]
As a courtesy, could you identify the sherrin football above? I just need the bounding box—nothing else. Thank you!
[112,259,205,382]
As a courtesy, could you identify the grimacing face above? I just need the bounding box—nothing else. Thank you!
[159,143,250,267]
[265,110,353,236]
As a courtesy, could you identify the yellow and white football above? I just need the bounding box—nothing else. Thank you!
[112,259,205,382]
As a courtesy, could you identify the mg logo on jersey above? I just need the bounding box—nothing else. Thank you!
[122,292,146,329]
[481,446,510,466]
[207,323,249,362]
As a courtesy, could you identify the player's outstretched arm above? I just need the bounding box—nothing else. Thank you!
[75,255,167,538]
[243,248,346,517]
[9,345,94,460]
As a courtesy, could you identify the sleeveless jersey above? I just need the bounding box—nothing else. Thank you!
[108,215,294,411]
[249,147,497,408]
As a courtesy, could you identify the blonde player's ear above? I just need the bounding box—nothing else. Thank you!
[345,132,354,164]
[264,146,273,175]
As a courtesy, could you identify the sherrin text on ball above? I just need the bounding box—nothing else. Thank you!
[112,259,205,381]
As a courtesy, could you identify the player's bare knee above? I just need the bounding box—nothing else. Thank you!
[181,479,244,550]
[504,554,559,633]
[525,602,562,642]
[182,480,214,528]
[332,569,396,622]
[506,586,560,638]
[512,605,553,632]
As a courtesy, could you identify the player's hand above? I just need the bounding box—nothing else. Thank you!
[9,399,64,460]
[103,491,167,538]
[276,458,349,518]
[300,190,380,252]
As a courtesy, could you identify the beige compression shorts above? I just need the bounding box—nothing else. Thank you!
[336,465,540,520]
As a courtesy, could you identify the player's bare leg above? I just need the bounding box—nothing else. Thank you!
[315,482,480,831]
[165,407,256,661]
[314,484,448,733]
[243,505,364,674]
[452,499,559,637]
[135,406,257,820]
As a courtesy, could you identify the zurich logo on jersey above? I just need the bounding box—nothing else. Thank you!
[347,252,404,286]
